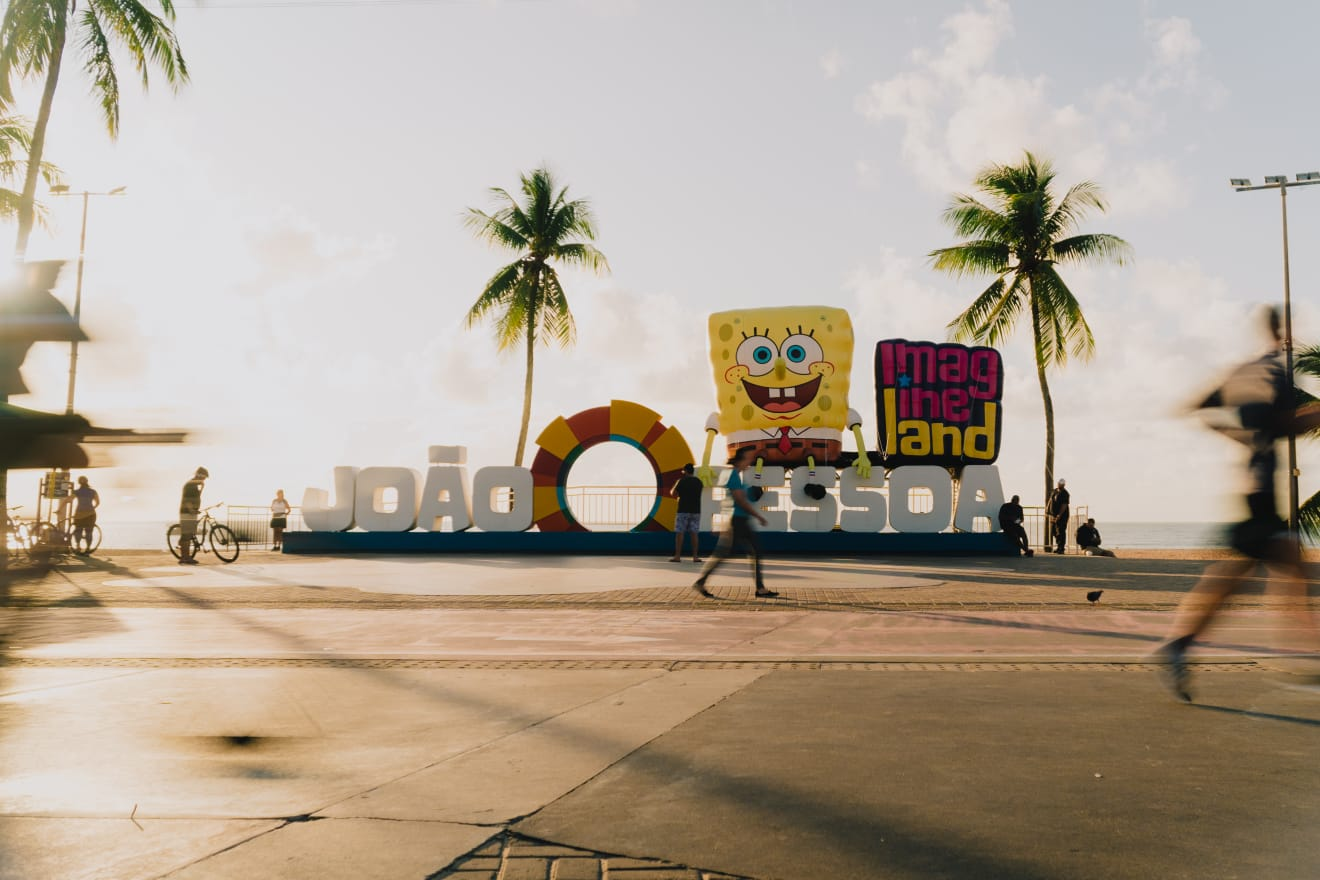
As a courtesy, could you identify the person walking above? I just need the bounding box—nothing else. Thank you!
[692,446,777,599]
[178,467,207,565]
[71,475,99,555]
[998,494,1033,556]
[1046,479,1070,553]
[1154,306,1320,702]
[1076,518,1115,557]
[270,489,291,551]
[668,463,704,562]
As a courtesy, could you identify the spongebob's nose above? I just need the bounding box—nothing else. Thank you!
[774,358,787,380]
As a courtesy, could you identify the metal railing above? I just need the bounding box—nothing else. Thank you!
[225,506,304,548]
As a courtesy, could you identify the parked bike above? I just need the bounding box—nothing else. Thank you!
[166,503,240,563]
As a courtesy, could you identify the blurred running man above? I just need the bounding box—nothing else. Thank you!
[1154,306,1320,701]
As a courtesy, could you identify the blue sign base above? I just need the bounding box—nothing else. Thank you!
[283,530,1016,556]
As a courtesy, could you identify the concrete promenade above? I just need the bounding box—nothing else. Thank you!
[1,550,1318,879]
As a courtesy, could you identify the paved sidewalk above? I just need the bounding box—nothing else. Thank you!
[1,551,1317,879]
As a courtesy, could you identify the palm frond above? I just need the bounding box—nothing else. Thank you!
[1043,180,1106,239]
[978,151,1055,200]
[1298,488,1320,543]
[976,272,1028,348]
[538,269,576,348]
[940,194,1007,240]
[1050,232,1131,266]
[929,239,1011,278]
[463,207,528,251]
[1294,343,1320,380]
[466,261,523,326]
[946,275,1009,344]
[551,241,609,274]
[37,157,61,185]
[78,7,121,136]
[0,0,64,104]
[1034,265,1095,363]
[0,116,33,158]
[90,0,188,89]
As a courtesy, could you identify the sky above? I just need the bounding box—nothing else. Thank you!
[6,0,1320,526]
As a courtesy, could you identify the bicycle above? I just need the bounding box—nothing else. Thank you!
[4,506,33,556]
[66,517,103,555]
[167,503,241,563]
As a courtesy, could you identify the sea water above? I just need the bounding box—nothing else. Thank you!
[93,520,1233,550]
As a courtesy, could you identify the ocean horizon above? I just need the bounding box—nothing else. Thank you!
[91,520,1235,551]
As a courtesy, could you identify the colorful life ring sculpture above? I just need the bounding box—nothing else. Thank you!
[530,400,695,532]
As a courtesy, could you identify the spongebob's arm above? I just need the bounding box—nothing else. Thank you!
[847,408,871,478]
[698,414,720,487]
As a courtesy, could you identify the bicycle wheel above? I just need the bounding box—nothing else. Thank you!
[209,523,241,563]
[68,523,103,555]
[166,524,195,560]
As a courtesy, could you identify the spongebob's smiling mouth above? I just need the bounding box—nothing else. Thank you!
[742,375,822,414]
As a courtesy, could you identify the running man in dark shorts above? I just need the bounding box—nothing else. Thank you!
[692,446,777,599]
[1155,306,1320,701]
[669,463,705,562]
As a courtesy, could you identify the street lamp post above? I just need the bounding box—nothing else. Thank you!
[1231,172,1320,533]
[49,184,126,415]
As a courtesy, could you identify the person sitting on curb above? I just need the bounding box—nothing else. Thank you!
[1076,518,1116,557]
[998,494,1033,557]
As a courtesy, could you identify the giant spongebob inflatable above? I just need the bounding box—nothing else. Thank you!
[699,306,870,483]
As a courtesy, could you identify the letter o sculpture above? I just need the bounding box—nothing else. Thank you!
[529,400,695,532]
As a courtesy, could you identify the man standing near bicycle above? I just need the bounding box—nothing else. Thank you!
[72,476,99,555]
[178,467,207,565]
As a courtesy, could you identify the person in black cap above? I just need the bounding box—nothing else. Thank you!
[1046,478,1070,553]
[178,467,207,565]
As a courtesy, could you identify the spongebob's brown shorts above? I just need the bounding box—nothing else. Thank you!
[729,438,842,467]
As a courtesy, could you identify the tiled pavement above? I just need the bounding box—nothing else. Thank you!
[432,832,754,880]
[3,550,1318,880]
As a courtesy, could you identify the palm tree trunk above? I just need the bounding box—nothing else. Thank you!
[1031,295,1057,547]
[513,273,541,467]
[13,9,66,258]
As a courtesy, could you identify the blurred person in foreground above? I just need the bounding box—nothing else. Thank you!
[692,446,777,599]
[1154,306,1320,702]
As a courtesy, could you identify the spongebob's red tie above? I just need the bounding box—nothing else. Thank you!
[777,426,792,455]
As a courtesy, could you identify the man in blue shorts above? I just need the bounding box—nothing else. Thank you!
[669,463,705,562]
[692,446,777,599]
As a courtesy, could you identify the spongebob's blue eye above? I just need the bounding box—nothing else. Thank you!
[781,333,823,375]
[736,335,778,376]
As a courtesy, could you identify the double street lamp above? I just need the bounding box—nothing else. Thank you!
[1230,172,1320,533]
[49,184,126,415]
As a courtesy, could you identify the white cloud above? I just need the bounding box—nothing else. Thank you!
[855,2,1220,216]
[1103,159,1185,217]
[820,48,845,79]
[917,0,1013,85]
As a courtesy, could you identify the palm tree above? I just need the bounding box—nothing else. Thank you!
[464,166,609,467]
[931,150,1131,504]
[0,0,188,257]
[0,114,61,227]
[1293,345,1320,539]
